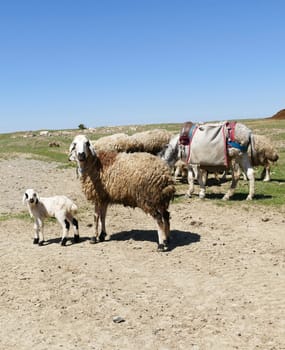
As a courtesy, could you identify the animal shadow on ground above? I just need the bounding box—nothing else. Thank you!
[109,229,200,251]
[206,177,227,186]
[258,178,285,183]
[43,236,90,246]
[204,193,272,201]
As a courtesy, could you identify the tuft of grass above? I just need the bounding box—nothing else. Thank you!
[0,212,30,222]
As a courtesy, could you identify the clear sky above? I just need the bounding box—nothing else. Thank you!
[0,0,284,133]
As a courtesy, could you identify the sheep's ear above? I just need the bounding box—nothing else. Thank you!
[88,141,96,157]
[68,142,77,161]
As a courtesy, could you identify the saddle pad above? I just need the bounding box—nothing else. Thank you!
[189,123,228,167]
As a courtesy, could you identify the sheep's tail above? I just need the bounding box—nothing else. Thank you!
[249,133,257,162]
[161,183,176,202]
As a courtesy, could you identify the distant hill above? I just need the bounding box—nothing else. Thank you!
[268,109,285,120]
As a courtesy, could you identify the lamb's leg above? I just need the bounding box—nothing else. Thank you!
[54,214,70,246]
[66,213,79,243]
[33,218,40,244]
[90,204,108,244]
[34,218,45,246]
[72,218,80,243]
[60,220,70,246]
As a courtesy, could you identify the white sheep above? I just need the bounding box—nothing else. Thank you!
[23,189,79,246]
[69,135,176,252]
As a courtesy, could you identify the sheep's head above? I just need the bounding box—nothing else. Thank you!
[159,134,179,167]
[23,189,39,206]
[69,135,97,170]
[265,148,279,163]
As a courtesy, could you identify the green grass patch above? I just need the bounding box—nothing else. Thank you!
[0,119,284,208]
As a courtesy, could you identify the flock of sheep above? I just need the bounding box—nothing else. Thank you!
[23,123,279,251]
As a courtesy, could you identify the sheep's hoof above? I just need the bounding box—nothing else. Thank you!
[33,238,39,244]
[99,232,107,242]
[90,236,97,244]
[157,243,169,252]
[61,237,68,246]
[38,240,44,246]
[73,234,80,243]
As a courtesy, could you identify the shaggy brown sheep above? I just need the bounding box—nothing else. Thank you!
[69,135,175,251]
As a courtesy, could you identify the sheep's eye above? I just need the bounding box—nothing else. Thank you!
[86,141,90,147]
[25,193,28,199]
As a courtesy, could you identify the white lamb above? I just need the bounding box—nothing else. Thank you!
[23,189,79,246]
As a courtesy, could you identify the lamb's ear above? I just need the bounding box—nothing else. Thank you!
[22,192,28,204]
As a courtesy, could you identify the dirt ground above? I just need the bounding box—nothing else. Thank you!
[0,156,284,350]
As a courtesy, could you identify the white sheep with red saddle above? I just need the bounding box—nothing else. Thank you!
[161,121,256,200]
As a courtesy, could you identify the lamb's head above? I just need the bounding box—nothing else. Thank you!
[69,135,97,167]
[23,189,39,206]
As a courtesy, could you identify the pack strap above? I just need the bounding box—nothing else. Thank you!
[227,141,248,153]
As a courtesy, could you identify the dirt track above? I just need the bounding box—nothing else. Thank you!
[0,157,284,350]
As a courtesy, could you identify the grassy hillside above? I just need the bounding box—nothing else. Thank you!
[0,119,284,207]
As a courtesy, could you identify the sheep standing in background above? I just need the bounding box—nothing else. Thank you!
[23,189,79,246]
[69,135,175,252]
[251,134,279,181]
[92,133,131,152]
[128,129,173,154]
[92,129,173,154]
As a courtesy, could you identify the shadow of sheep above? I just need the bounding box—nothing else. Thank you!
[109,229,200,251]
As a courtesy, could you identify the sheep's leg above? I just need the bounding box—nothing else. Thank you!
[262,163,270,182]
[90,204,108,244]
[155,211,169,252]
[174,166,180,182]
[163,210,171,243]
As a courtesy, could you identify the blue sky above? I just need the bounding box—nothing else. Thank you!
[0,0,284,133]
